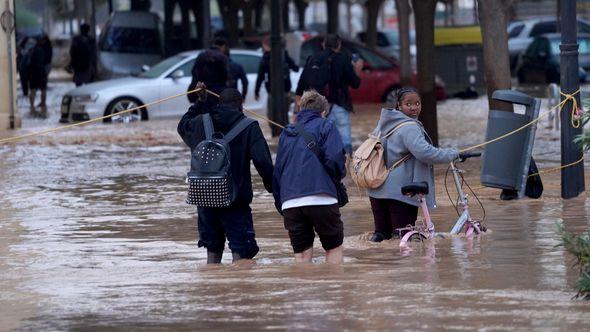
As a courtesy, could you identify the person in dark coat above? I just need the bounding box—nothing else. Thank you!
[254,35,299,135]
[69,23,96,86]
[17,36,35,97]
[27,35,52,118]
[273,89,346,264]
[177,88,274,264]
[296,34,363,156]
[212,37,248,98]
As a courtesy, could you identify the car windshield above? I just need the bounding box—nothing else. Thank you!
[550,38,590,55]
[99,27,161,54]
[139,55,187,78]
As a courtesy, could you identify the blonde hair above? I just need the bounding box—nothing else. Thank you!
[299,89,328,113]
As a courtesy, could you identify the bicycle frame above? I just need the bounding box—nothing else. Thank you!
[448,160,482,236]
[399,196,434,246]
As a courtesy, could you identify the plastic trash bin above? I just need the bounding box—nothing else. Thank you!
[480,90,541,198]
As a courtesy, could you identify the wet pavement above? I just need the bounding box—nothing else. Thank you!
[1,91,590,330]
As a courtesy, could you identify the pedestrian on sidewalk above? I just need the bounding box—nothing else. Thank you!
[273,90,346,264]
[69,23,96,87]
[367,87,459,242]
[254,35,299,136]
[295,34,363,157]
[178,88,274,264]
[17,36,35,98]
[186,48,228,105]
[27,34,52,118]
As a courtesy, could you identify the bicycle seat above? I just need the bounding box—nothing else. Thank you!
[401,181,429,196]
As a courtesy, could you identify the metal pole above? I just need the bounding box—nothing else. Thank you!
[270,0,286,137]
[560,0,585,198]
[1,0,15,129]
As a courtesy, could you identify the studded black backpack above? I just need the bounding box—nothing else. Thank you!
[186,114,256,207]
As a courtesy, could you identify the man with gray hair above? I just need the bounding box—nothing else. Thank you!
[273,89,346,264]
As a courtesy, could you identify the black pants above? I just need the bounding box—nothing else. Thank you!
[369,198,418,236]
[197,205,259,259]
[283,204,344,253]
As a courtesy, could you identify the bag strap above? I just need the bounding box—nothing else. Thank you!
[379,121,418,172]
[202,113,214,139]
[294,123,324,158]
[223,117,256,143]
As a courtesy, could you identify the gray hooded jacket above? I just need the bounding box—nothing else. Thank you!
[367,108,459,208]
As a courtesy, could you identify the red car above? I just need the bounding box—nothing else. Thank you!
[299,36,446,103]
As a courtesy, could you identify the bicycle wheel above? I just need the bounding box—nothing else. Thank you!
[407,232,428,242]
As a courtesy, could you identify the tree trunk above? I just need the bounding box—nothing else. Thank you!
[365,0,384,49]
[395,0,412,86]
[326,0,340,34]
[477,0,514,112]
[243,1,255,38]
[411,0,438,145]
[218,0,240,46]
[254,0,265,30]
[283,0,290,32]
[294,0,308,30]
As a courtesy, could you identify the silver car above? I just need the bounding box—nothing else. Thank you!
[60,49,301,123]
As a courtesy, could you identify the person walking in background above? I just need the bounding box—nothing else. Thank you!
[212,37,248,98]
[367,87,459,242]
[296,34,363,157]
[27,35,52,118]
[69,23,96,87]
[273,90,346,264]
[178,88,274,264]
[17,36,35,98]
[255,35,299,135]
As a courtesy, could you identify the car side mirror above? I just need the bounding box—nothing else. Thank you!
[141,65,151,72]
[171,69,184,80]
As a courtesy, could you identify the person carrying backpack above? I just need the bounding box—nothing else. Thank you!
[273,90,346,264]
[367,87,459,242]
[295,34,363,157]
[178,87,274,264]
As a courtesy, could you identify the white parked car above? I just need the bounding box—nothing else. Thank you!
[60,49,301,123]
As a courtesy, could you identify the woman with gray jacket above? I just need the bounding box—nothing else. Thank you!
[367,87,459,242]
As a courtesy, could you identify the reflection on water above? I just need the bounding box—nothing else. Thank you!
[1,109,590,330]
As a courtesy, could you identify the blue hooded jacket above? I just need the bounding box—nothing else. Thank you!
[273,109,346,211]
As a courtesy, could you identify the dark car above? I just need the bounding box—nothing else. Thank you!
[299,36,446,103]
[516,33,590,84]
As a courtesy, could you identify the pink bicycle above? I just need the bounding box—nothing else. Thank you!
[398,152,486,247]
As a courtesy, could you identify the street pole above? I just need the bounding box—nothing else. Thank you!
[560,0,585,199]
[270,0,286,137]
[1,0,16,129]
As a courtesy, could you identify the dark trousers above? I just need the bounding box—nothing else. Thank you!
[196,205,259,259]
[369,198,418,236]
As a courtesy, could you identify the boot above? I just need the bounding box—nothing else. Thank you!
[206,251,223,264]
[369,232,392,243]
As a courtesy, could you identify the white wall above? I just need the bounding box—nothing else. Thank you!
[0,0,19,132]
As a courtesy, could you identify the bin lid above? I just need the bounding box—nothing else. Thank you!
[434,26,482,46]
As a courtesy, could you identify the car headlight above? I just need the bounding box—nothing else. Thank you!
[73,94,99,103]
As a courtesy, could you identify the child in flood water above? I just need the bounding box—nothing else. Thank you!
[367,87,459,242]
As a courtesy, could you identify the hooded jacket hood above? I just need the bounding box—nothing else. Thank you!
[209,105,245,133]
[371,108,421,138]
[283,108,323,137]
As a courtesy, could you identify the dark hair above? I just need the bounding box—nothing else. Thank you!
[194,49,228,86]
[80,23,90,35]
[213,37,228,48]
[323,34,341,50]
[396,87,420,108]
[219,88,243,109]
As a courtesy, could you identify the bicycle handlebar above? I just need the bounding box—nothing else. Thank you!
[457,152,482,162]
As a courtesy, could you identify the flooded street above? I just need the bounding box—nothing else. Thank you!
[1,97,590,330]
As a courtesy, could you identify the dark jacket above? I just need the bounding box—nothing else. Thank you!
[296,49,361,112]
[273,109,346,209]
[227,58,248,98]
[69,34,96,71]
[254,50,299,97]
[178,104,274,207]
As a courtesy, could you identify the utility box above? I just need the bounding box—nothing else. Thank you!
[434,26,485,96]
[480,90,541,198]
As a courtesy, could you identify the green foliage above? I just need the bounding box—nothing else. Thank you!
[558,223,590,300]
[573,98,590,150]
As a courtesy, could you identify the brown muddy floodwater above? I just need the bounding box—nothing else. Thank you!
[1,100,590,330]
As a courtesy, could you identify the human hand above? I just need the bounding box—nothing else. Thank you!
[353,59,364,74]
[195,82,207,101]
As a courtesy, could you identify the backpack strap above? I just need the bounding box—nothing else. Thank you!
[223,117,257,143]
[202,113,214,139]
[294,123,324,158]
[381,121,416,140]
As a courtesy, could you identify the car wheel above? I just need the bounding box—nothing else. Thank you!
[104,97,148,123]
